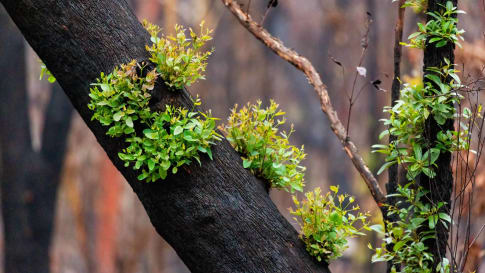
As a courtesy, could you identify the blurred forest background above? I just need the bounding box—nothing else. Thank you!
[1,0,485,272]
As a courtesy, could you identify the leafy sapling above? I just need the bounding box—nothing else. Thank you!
[290,186,369,263]
[144,20,214,90]
[221,100,306,193]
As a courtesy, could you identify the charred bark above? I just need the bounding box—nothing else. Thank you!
[420,0,457,267]
[0,1,329,272]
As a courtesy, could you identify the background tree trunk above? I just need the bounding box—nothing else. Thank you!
[0,7,73,273]
[0,1,329,272]
[420,0,457,267]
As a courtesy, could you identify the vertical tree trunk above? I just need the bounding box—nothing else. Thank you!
[386,2,405,272]
[420,0,457,267]
[0,7,73,272]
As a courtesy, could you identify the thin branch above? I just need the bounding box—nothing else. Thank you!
[388,0,406,198]
[221,0,387,205]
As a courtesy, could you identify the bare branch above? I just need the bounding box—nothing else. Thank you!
[387,0,406,213]
[221,0,387,205]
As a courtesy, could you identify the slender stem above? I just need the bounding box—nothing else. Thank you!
[221,0,387,206]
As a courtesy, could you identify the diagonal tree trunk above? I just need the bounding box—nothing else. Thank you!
[0,1,330,272]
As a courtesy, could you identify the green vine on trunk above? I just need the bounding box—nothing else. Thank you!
[371,1,467,272]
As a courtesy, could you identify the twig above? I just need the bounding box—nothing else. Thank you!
[387,0,406,211]
[221,0,387,206]
[346,13,371,139]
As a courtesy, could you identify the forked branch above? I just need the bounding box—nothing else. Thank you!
[221,0,387,205]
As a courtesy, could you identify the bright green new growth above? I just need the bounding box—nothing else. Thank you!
[88,59,221,182]
[290,186,369,263]
[393,0,427,13]
[39,62,56,83]
[371,1,465,272]
[144,20,213,90]
[221,100,306,193]
[369,184,452,273]
[373,62,468,180]
[402,1,465,49]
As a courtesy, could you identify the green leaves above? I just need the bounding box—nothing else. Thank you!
[221,100,306,193]
[370,183,451,273]
[39,62,57,83]
[290,187,369,263]
[369,4,464,268]
[143,20,214,90]
[373,64,465,181]
[402,1,465,49]
[88,59,221,183]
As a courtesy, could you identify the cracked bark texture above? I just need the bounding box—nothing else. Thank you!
[0,0,330,272]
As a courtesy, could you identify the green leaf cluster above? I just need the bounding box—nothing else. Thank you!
[373,62,467,180]
[221,100,306,193]
[402,1,465,49]
[396,0,427,13]
[371,2,465,271]
[290,186,369,263]
[88,60,221,182]
[144,20,214,90]
[369,183,452,273]
[39,62,56,83]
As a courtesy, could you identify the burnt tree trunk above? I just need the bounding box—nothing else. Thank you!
[0,7,73,273]
[0,1,330,272]
[420,0,457,267]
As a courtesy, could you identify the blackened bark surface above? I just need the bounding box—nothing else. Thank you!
[0,8,73,273]
[0,1,330,272]
[420,0,457,266]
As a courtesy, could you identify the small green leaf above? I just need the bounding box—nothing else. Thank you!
[113,111,123,121]
[125,116,133,128]
[147,159,155,171]
[243,159,252,168]
[174,126,183,135]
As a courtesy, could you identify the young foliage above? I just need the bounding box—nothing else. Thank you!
[39,62,56,83]
[88,60,221,182]
[395,0,427,13]
[144,20,214,90]
[402,1,465,49]
[290,186,369,263]
[371,2,464,271]
[369,183,451,273]
[221,100,306,193]
[373,62,467,180]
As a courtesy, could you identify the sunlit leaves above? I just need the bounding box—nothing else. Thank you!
[221,100,306,193]
[369,183,451,273]
[401,1,465,49]
[143,20,214,90]
[290,186,369,263]
[39,62,56,83]
[88,60,221,182]
[373,64,467,181]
